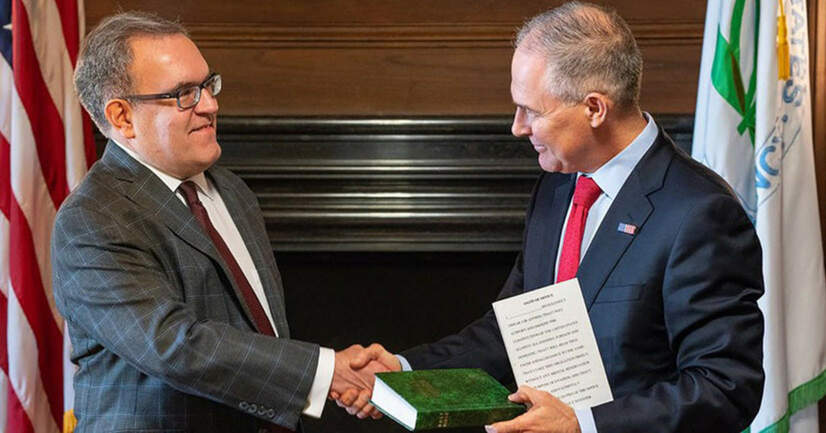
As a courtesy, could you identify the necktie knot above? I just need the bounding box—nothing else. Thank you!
[572,176,601,208]
[178,181,201,208]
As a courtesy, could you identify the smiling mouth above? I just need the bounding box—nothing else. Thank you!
[190,124,214,134]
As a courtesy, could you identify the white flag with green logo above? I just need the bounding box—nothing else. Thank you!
[693,0,826,432]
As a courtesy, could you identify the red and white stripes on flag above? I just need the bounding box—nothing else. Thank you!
[0,0,95,432]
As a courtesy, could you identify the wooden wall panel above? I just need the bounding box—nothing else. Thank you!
[85,1,708,26]
[207,47,512,115]
[203,116,690,252]
[84,0,705,115]
[813,0,826,251]
[809,0,826,427]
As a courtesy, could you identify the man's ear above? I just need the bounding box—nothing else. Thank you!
[583,93,610,128]
[104,99,136,138]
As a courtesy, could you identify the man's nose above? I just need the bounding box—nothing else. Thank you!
[195,88,219,113]
[511,108,530,137]
[511,107,531,137]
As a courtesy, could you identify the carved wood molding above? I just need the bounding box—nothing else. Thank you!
[209,115,694,252]
[188,21,704,48]
[95,115,694,251]
[95,115,693,251]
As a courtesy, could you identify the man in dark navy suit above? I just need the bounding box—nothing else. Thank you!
[339,2,765,433]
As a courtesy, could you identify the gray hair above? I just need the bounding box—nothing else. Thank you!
[74,11,188,136]
[515,1,643,109]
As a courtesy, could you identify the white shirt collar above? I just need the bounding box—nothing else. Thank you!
[582,112,658,199]
[111,139,213,199]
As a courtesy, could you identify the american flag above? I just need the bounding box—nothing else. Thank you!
[0,0,95,432]
[617,222,637,235]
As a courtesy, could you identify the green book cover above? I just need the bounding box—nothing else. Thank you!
[370,368,526,431]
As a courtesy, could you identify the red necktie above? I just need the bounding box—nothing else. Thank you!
[556,176,602,283]
[178,181,276,337]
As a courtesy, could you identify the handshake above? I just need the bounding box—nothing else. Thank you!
[327,343,581,433]
[330,343,401,419]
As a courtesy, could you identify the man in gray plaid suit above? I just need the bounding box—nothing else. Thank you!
[52,12,382,433]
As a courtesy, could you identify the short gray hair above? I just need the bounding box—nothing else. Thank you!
[74,11,188,136]
[515,2,643,109]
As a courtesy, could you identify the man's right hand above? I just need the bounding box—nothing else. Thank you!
[331,345,386,394]
[331,343,401,419]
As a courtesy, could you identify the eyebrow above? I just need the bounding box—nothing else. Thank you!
[514,103,536,113]
[169,71,212,92]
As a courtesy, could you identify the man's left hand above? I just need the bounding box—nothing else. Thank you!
[485,386,580,433]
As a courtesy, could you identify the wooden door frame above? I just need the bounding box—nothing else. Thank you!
[808,0,826,429]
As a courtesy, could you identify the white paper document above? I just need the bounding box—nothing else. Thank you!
[492,278,613,409]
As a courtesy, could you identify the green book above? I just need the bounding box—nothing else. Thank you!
[370,368,526,431]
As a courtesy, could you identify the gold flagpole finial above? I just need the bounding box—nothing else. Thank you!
[777,0,791,80]
[63,409,78,433]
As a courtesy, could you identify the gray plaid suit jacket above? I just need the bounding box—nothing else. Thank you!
[52,141,319,433]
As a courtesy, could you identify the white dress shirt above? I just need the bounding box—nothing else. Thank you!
[554,113,658,433]
[112,140,334,418]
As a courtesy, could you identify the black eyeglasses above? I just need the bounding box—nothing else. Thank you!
[123,72,222,110]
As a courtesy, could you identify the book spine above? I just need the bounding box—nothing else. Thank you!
[415,406,526,430]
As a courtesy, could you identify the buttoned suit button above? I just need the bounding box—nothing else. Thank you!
[240,401,249,410]
[266,409,275,418]
[258,406,268,416]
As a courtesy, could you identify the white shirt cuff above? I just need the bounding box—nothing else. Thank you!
[302,347,335,418]
[396,354,412,371]
[575,407,597,433]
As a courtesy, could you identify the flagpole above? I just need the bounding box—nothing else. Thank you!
[811,0,826,426]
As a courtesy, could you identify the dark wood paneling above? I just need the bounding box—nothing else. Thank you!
[219,115,692,252]
[216,116,537,252]
[94,114,694,252]
[199,42,700,115]
[206,46,513,116]
[85,1,707,26]
[84,0,706,115]
[813,0,826,253]
[183,22,702,49]
[809,0,826,427]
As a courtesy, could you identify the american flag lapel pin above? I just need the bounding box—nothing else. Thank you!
[617,222,637,235]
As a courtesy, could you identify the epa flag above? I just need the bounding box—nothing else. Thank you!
[0,0,95,432]
[693,0,826,432]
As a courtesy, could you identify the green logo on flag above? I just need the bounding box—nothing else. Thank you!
[711,0,759,144]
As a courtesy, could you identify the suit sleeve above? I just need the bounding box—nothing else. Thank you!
[51,204,319,430]
[592,193,765,433]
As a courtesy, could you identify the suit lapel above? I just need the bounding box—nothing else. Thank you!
[103,142,220,262]
[102,142,262,332]
[209,168,290,338]
[577,172,652,309]
[577,128,673,310]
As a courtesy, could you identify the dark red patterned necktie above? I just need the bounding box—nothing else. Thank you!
[178,181,276,336]
[556,176,602,283]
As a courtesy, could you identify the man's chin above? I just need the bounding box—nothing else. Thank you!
[538,156,566,173]
[204,149,221,169]
[189,146,222,175]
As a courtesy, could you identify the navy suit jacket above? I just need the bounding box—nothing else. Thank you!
[402,126,765,433]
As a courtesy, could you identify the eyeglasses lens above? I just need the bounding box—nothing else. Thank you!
[178,75,222,109]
